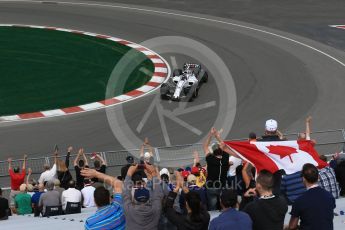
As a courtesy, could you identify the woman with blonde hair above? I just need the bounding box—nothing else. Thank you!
[56,147,73,189]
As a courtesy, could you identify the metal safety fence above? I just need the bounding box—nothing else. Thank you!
[1,128,345,199]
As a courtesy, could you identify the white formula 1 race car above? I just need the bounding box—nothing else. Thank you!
[160,63,208,101]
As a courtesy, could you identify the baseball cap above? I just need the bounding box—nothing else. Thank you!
[265,119,278,132]
[191,167,199,175]
[134,187,150,203]
[159,168,169,176]
[187,174,197,184]
[126,156,134,164]
[182,170,190,179]
[185,166,191,172]
[144,152,151,158]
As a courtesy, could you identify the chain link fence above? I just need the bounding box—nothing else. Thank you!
[1,128,345,199]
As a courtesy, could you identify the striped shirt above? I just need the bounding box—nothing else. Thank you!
[319,166,340,199]
[280,171,306,204]
[85,194,126,230]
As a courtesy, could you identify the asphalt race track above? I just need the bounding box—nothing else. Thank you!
[0,0,345,160]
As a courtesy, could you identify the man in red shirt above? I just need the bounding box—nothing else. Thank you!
[8,154,27,213]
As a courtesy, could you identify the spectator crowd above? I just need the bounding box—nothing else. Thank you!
[0,117,344,230]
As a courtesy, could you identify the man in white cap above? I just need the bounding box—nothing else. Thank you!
[258,119,286,196]
[259,119,284,142]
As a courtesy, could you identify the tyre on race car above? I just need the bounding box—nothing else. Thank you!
[160,83,169,99]
[203,71,208,83]
[173,69,182,77]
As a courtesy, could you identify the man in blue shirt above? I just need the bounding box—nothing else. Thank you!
[81,168,126,230]
[209,189,252,230]
[287,163,336,230]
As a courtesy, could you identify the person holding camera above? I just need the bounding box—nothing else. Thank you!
[123,163,163,230]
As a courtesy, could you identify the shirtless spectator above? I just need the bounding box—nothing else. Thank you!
[8,154,27,213]
[297,116,312,141]
[73,148,89,190]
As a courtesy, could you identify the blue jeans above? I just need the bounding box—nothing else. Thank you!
[206,188,221,211]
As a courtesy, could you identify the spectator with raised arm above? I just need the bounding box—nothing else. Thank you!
[8,154,27,213]
[74,148,89,190]
[165,171,210,230]
[31,183,45,217]
[140,137,154,164]
[26,168,35,197]
[91,153,107,184]
[203,128,230,211]
[56,146,73,189]
[191,151,206,188]
[81,168,126,230]
[286,164,336,230]
[239,162,256,210]
[38,152,58,185]
[123,163,163,230]
[121,155,135,181]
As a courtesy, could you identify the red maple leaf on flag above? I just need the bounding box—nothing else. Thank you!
[267,145,297,163]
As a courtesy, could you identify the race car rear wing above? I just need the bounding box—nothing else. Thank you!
[183,63,201,69]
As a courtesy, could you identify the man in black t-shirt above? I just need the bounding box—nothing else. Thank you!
[73,148,89,190]
[91,153,107,183]
[243,170,288,230]
[203,128,230,211]
[0,188,10,220]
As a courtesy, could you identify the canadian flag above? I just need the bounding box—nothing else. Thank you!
[224,140,328,175]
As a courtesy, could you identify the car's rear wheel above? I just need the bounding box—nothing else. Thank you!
[203,72,208,83]
[189,88,198,101]
[173,69,182,77]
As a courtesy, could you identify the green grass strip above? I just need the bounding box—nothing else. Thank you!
[0,27,154,116]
